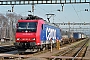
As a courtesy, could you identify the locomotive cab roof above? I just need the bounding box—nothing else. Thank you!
[25,14,43,20]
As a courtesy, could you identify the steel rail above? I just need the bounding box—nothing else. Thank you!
[52,38,88,60]
[72,39,88,60]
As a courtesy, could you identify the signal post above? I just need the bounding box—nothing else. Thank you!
[50,38,53,52]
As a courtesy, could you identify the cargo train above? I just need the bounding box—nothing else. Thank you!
[14,15,86,52]
[15,15,62,52]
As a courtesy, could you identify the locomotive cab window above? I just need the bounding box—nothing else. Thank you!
[17,22,37,32]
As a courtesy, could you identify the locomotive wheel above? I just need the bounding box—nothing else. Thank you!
[40,48,43,51]
[40,46,46,51]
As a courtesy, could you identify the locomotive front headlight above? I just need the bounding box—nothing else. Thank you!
[32,38,35,40]
[17,38,20,40]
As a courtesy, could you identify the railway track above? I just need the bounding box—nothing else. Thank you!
[50,38,89,60]
[0,38,89,60]
[0,47,49,60]
[0,46,17,53]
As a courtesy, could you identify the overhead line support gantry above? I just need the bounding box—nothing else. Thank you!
[0,0,90,5]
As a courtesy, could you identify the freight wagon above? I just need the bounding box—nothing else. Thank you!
[60,31,73,44]
[73,32,86,40]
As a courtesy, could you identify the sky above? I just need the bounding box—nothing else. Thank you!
[0,3,90,23]
[0,2,90,35]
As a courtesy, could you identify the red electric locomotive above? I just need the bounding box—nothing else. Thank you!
[15,15,61,52]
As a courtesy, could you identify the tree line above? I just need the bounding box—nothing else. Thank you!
[0,13,22,41]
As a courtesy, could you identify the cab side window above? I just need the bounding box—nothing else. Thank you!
[42,24,43,30]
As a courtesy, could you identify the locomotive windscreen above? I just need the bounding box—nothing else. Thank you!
[16,22,37,32]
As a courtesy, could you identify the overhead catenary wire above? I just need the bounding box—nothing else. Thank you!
[78,4,84,21]
[36,5,68,22]
[71,4,81,22]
